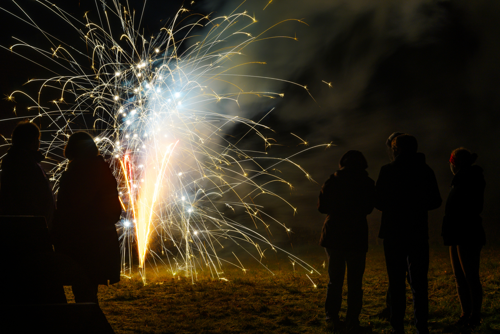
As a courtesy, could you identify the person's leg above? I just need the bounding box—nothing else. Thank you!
[407,242,429,334]
[450,245,471,318]
[457,244,483,325]
[345,251,366,327]
[384,240,407,332]
[326,248,346,323]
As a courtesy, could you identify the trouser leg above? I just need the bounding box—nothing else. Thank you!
[345,251,366,326]
[384,240,407,332]
[408,242,429,334]
[450,245,471,317]
[457,244,483,320]
[326,248,346,321]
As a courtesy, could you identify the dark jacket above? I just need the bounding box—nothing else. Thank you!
[53,155,121,284]
[0,146,55,227]
[318,167,375,252]
[442,165,486,246]
[375,152,442,242]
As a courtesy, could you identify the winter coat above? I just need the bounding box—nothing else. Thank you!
[318,167,375,252]
[52,155,121,285]
[0,146,55,227]
[442,165,486,246]
[375,152,442,242]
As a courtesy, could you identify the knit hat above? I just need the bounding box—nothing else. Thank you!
[450,147,478,167]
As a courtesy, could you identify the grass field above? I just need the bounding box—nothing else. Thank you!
[65,245,500,334]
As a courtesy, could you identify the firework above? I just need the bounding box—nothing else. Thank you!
[2,0,326,283]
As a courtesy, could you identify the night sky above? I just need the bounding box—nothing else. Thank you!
[1,0,499,247]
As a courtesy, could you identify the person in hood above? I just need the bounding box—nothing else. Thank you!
[0,121,55,227]
[52,132,121,303]
[442,148,485,332]
[375,134,441,334]
[318,150,375,334]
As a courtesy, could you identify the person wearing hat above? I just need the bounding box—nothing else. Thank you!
[442,148,485,332]
[318,150,376,334]
[375,134,442,334]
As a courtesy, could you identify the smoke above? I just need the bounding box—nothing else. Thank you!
[196,0,500,244]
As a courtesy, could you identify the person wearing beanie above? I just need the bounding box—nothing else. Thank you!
[442,148,485,332]
[318,150,376,334]
[375,134,442,334]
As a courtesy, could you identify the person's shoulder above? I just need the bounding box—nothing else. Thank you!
[379,162,393,173]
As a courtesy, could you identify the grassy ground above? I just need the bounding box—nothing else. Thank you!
[65,245,500,334]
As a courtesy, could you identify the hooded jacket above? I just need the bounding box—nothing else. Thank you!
[376,152,442,242]
[0,146,55,227]
[318,167,375,252]
[442,165,486,246]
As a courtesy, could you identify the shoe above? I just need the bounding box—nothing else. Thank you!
[442,316,469,333]
[467,315,481,330]
[326,318,345,333]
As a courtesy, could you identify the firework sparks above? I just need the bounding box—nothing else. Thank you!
[2,0,328,282]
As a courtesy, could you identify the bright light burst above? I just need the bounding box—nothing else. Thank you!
[2,0,326,283]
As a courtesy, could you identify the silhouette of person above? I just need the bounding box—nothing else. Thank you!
[375,134,442,334]
[376,132,410,321]
[318,150,376,334]
[52,132,121,303]
[0,121,55,227]
[442,148,485,332]
[0,121,66,304]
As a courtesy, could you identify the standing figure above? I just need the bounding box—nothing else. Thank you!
[375,134,442,334]
[0,121,65,304]
[53,132,121,303]
[376,132,404,321]
[442,148,485,332]
[318,150,376,334]
[0,121,55,226]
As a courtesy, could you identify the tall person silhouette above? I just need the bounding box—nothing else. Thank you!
[375,134,441,334]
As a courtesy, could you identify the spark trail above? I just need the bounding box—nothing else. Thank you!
[1,0,327,282]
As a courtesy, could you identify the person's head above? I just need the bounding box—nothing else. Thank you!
[339,150,368,170]
[64,132,99,161]
[391,134,418,158]
[386,132,404,161]
[12,121,41,151]
[449,147,477,175]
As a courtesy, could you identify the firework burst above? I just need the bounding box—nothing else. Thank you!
[2,0,326,283]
